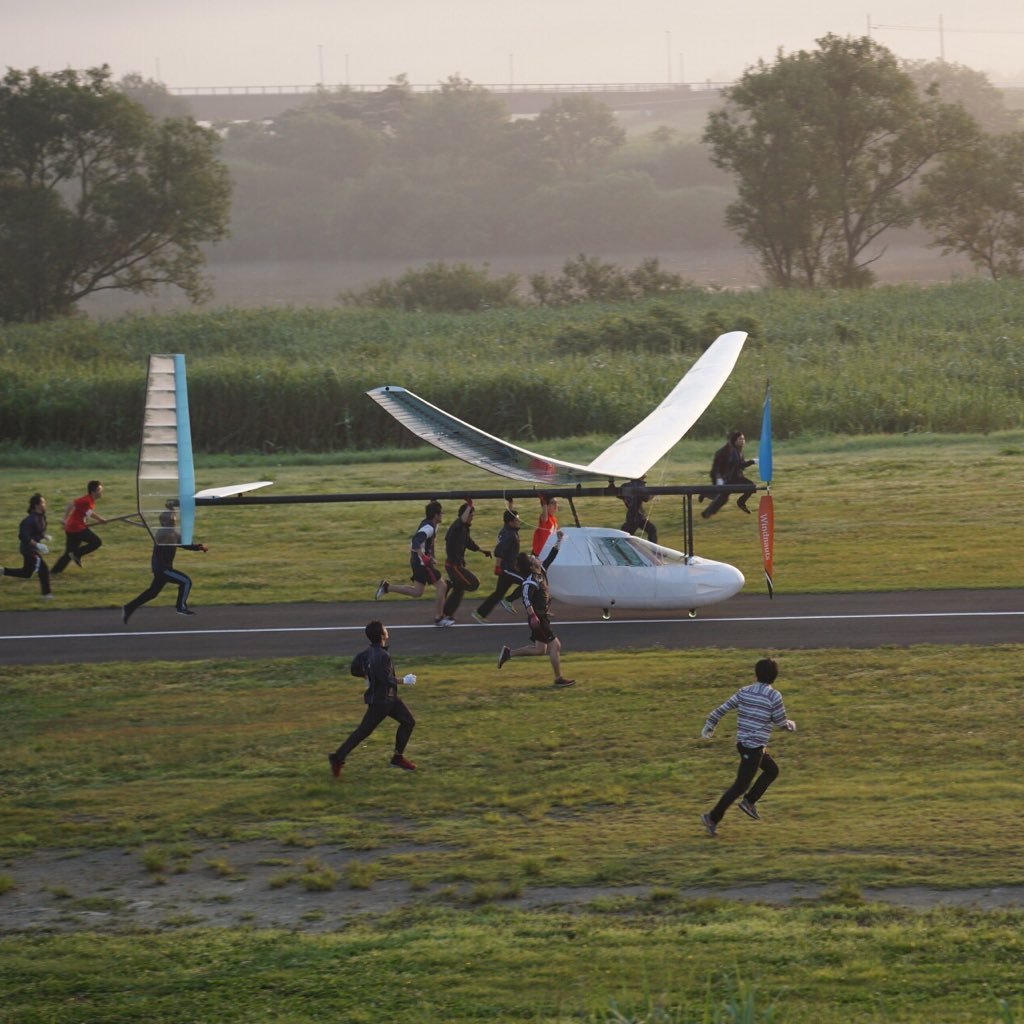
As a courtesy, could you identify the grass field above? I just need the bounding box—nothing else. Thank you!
[2,646,1023,1021]
[2,433,1023,1021]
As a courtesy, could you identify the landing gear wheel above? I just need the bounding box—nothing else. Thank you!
[688,608,697,619]
[602,608,611,620]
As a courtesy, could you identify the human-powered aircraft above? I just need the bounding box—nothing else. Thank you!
[134,334,774,617]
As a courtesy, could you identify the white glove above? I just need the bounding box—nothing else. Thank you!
[35,542,49,555]
[784,719,797,732]
[701,724,715,739]
[403,673,417,686]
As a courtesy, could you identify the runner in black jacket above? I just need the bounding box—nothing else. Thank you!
[2,493,53,598]
[121,510,207,623]
[328,620,417,775]
[474,505,522,621]
[441,501,491,621]
[701,431,756,518]
[496,530,575,687]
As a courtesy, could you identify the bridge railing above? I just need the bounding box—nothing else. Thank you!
[167,81,734,97]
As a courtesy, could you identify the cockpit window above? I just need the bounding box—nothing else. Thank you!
[592,537,655,567]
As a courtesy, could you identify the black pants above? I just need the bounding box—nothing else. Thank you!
[443,562,479,618]
[124,568,192,616]
[334,697,415,761]
[621,514,658,544]
[702,477,756,518]
[2,553,51,595]
[709,743,779,823]
[476,571,520,618]
[52,529,103,573]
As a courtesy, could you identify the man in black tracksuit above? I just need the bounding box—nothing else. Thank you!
[701,431,756,518]
[121,510,207,623]
[2,493,53,598]
[441,501,490,622]
[328,620,417,775]
[474,506,522,621]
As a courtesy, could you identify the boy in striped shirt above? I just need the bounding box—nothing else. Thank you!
[700,657,796,836]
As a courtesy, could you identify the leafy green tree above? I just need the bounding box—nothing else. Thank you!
[704,35,979,287]
[117,72,191,120]
[918,131,1024,279]
[904,61,1020,133]
[391,75,515,181]
[531,94,626,178]
[0,66,230,321]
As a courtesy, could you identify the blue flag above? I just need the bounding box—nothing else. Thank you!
[758,385,772,483]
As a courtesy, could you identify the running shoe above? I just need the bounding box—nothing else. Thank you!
[498,644,511,669]
[390,754,417,771]
[553,677,576,688]
[374,580,388,601]
[701,812,717,837]
[738,798,760,821]
[328,753,344,778]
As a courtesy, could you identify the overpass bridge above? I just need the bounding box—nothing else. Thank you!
[169,82,730,122]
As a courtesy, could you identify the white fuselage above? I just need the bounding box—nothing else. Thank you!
[540,527,744,612]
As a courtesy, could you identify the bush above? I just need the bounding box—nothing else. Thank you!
[530,254,690,306]
[340,261,521,312]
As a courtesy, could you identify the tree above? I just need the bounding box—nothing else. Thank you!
[0,66,231,321]
[117,72,191,120]
[918,131,1024,279]
[703,35,979,287]
[903,61,1020,133]
[531,95,626,178]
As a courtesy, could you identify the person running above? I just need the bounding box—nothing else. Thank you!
[532,495,559,555]
[473,504,522,622]
[620,479,658,543]
[121,508,208,623]
[52,480,108,573]
[497,530,575,687]
[701,432,756,519]
[328,620,417,776]
[440,500,490,623]
[699,657,796,836]
[2,493,53,599]
[375,501,450,625]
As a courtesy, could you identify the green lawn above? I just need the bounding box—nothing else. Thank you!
[3,436,1023,1023]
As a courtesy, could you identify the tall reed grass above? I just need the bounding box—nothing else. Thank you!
[1,280,1021,451]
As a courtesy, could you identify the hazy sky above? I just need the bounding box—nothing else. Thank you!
[6,0,1024,89]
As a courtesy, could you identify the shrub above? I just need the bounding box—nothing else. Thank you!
[340,261,521,312]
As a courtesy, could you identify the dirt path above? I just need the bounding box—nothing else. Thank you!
[3,841,1022,933]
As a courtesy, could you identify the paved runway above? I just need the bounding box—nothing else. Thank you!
[1,589,1020,665]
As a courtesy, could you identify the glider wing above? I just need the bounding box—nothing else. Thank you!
[584,331,747,479]
[366,385,602,486]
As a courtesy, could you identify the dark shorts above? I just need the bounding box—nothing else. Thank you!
[410,560,442,586]
[529,615,556,645]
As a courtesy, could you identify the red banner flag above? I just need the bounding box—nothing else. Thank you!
[758,494,774,599]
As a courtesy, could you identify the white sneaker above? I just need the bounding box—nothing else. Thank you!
[41,593,54,601]
[436,616,456,627]
[374,580,388,601]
